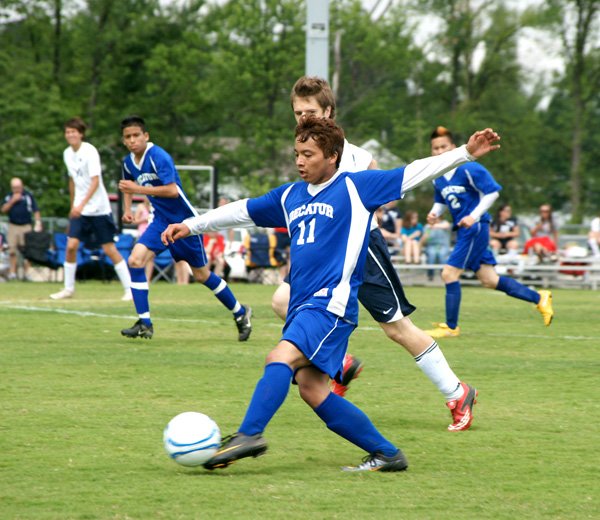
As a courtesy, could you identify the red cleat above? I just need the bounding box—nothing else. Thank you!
[446,382,478,431]
[331,353,364,397]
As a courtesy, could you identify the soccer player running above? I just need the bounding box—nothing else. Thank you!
[273,77,479,432]
[51,118,132,301]
[162,117,500,471]
[425,126,554,339]
[118,116,251,341]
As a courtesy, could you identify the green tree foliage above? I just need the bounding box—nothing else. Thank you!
[0,0,597,223]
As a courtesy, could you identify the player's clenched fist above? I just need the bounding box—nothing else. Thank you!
[161,223,191,245]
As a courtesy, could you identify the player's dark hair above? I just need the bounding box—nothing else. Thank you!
[295,116,344,168]
[291,76,336,120]
[430,126,454,143]
[120,115,147,132]
[64,117,87,135]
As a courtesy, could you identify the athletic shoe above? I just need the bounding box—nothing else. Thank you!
[50,288,74,300]
[342,450,408,472]
[446,382,478,432]
[330,353,364,397]
[536,290,554,326]
[203,433,267,470]
[121,319,154,339]
[235,306,252,341]
[424,323,460,338]
[121,290,133,302]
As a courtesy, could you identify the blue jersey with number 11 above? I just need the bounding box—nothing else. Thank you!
[247,167,405,324]
[433,162,501,225]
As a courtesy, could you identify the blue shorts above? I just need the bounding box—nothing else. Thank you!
[282,307,356,383]
[138,217,208,268]
[358,228,415,323]
[69,215,116,248]
[447,222,496,272]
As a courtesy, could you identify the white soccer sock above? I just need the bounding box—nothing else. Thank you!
[114,260,132,290]
[589,238,600,257]
[64,261,77,292]
[414,342,462,401]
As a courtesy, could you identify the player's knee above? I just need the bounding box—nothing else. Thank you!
[128,256,145,269]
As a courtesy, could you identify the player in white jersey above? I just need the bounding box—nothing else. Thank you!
[271,76,479,431]
[161,118,500,471]
[50,117,131,301]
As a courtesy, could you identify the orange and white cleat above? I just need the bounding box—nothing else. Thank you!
[446,382,478,431]
[330,353,364,397]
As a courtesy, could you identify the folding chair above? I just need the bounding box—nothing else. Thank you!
[244,233,280,284]
[23,231,60,281]
[152,248,176,283]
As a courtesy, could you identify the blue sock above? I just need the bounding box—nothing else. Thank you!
[238,363,293,436]
[203,272,244,317]
[129,267,151,326]
[496,275,540,304]
[445,281,461,329]
[314,393,398,457]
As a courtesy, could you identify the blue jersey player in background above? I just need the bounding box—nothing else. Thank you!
[118,116,251,341]
[424,126,554,339]
[162,117,501,472]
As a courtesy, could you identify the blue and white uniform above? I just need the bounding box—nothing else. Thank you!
[432,162,501,272]
[185,145,474,379]
[122,143,207,267]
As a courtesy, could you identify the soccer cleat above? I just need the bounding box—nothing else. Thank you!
[121,290,133,302]
[235,306,252,341]
[121,319,154,339]
[424,323,460,338]
[536,290,554,326]
[50,288,74,300]
[203,433,267,470]
[330,353,364,397]
[446,382,478,432]
[342,449,408,472]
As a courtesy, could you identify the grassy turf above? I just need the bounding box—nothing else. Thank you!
[1,281,598,519]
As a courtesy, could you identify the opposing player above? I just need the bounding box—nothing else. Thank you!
[425,126,554,338]
[273,77,479,431]
[117,116,251,341]
[162,118,501,471]
[51,117,132,301]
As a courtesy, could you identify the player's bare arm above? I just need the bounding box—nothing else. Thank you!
[118,180,179,198]
[161,223,191,245]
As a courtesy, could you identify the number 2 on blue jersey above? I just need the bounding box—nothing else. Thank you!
[297,218,316,245]
[447,194,461,210]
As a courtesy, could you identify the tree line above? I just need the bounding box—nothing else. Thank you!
[0,0,598,221]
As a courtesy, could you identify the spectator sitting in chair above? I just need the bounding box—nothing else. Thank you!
[490,204,520,260]
[400,210,424,264]
[524,204,559,263]
[588,214,600,259]
[423,218,451,281]
[1,177,42,281]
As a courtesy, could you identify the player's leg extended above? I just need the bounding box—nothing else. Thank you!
[271,281,290,321]
[50,234,80,299]
[121,243,155,338]
[424,264,462,338]
[477,264,553,326]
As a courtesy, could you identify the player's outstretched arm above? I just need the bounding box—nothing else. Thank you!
[465,128,501,159]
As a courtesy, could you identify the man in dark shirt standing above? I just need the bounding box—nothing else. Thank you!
[1,177,42,280]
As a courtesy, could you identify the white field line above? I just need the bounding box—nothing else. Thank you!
[1,302,599,341]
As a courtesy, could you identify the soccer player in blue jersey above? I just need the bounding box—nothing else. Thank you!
[425,126,554,339]
[161,118,500,471]
[117,116,251,341]
[273,76,479,432]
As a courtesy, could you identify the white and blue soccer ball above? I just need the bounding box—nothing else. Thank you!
[163,412,221,467]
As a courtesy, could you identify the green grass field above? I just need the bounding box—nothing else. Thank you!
[1,281,598,519]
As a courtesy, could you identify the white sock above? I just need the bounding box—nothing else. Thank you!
[589,238,600,257]
[64,262,77,292]
[414,342,462,400]
[114,260,132,290]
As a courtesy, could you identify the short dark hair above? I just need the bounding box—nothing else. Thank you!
[291,76,336,120]
[295,116,345,168]
[120,115,146,132]
[64,117,87,135]
[430,126,454,143]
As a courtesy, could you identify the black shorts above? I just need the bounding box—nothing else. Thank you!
[68,215,116,249]
[358,228,416,323]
